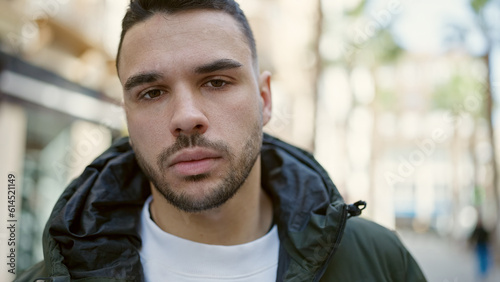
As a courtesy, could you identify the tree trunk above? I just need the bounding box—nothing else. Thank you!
[483,53,499,227]
[311,0,323,153]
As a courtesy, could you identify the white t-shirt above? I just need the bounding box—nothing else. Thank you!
[139,196,279,282]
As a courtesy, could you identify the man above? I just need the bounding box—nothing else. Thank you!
[17,0,426,281]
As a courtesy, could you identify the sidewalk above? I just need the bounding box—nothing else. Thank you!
[398,230,500,282]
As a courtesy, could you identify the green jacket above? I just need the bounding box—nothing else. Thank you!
[16,134,426,282]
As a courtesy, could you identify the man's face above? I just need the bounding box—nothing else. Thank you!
[118,10,272,212]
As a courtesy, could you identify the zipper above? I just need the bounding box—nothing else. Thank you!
[311,203,349,282]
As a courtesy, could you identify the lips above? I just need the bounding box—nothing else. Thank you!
[168,148,222,176]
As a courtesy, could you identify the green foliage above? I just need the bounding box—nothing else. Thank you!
[432,72,485,116]
[471,0,489,13]
[352,29,403,66]
[370,30,403,63]
[376,88,397,110]
[345,0,367,17]
[327,0,403,66]
[474,185,485,206]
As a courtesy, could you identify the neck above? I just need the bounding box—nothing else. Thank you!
[149,157,273,245]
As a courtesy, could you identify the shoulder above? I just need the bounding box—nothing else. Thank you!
[344,217,403,249]
[321,217,427,282]
[340,217,408,268]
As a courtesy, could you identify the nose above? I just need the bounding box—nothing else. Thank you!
[169,91,208,137]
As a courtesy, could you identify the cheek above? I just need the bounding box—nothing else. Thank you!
[127,112,150,138]
[214,95,261,136]
[126,110,169,151]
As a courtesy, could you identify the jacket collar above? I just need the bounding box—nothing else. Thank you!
[42,134,348,281]
[261,134,348,281]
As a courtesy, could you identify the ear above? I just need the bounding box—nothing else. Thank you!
[258,71,272,126]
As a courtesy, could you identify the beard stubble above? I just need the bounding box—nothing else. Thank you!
[133,123,262,213]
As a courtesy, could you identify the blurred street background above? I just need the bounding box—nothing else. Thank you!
[0,0,499,281]
[400,229,500,281]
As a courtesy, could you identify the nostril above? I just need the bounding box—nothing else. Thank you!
[169,106,208,135]
[173,124,204,136]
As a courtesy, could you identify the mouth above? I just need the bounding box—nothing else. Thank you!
[168,148,222,176]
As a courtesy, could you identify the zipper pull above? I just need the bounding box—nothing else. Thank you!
[347,200,367,217]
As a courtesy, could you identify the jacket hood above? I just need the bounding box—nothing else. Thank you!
[40,134,349,281]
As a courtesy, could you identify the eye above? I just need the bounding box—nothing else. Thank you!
[205,79,227,88]
[142,89,163,99]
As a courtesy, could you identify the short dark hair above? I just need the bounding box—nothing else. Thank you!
[116,0,257,71]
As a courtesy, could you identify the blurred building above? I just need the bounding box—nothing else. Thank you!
[0,1,129,278]
[315,0,499,242]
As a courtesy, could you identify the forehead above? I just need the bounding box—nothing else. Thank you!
[118,10,252,80]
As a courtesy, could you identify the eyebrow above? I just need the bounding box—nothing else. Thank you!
[123,59,243,91]
[124,72,162,91]
[194,59,243,74]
